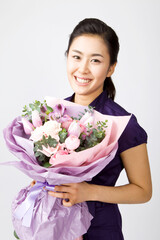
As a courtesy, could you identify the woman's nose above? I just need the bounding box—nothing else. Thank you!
[78,60,90,73]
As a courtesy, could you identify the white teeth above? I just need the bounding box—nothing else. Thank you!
[76,77,91,83]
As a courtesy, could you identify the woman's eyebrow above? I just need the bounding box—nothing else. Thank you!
[72,49,104,58]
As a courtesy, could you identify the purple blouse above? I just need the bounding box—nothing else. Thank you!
[65,90,147,240]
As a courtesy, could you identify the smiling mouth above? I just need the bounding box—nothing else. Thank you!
[74,76,92,83]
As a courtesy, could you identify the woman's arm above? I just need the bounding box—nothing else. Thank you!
[89,143,152,204]
[48,143,152,207]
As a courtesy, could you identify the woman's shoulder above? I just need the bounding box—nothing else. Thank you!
[103,98,131,116]
[102,98,148,153]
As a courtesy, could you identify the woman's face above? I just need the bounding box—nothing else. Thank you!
[67,34,115,103]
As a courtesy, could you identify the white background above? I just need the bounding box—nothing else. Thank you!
[0,0,160,239]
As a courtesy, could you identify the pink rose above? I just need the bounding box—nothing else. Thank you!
[65,135,80,151]
[49,149,69,164]
[61,119,73,130]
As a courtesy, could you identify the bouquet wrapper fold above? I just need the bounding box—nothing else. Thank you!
[2,97,131,240]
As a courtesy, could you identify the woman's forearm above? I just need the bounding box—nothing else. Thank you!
[88,183,152,204]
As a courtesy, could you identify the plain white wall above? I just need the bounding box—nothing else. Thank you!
[0,0,160,239]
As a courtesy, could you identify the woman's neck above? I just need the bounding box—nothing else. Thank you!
[74,89,103,106]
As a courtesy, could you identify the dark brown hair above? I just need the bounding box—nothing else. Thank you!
[65,18,120,100]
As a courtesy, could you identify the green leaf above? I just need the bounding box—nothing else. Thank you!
[34,141,43,151]
[59,128,68,143]
[35,106,41,113]
[29,103,35,110]
[38,144,43,150]
[46,105,53,113]
[42,135,47,147]
[34,151,46,162]
[48,135,58,147]
[97,126,102,131]
[96,132,103,139]
[34,144,39,151]
[34,151,42,157]
[35,100,41,107]
[87,123,93,129]
[14,230,20,239]
[43,162,52,168]
[38,154,46,162]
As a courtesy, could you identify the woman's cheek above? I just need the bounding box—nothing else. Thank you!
[67,64,76,76]
[94,68,108,82]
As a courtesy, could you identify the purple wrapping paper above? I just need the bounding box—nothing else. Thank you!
[12,185,92,240]
[2,105,131,240]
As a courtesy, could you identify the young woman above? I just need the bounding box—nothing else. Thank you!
[48,18,152,239]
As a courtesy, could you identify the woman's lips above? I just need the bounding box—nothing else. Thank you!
[74,76,92,85]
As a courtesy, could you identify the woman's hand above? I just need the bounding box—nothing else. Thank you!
[30,180,36,187]
[48,182,92,207]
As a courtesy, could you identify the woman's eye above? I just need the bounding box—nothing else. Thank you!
[72,55,80,60]
[91,59,100,63]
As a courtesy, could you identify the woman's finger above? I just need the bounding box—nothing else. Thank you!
[54,185,71,193]
[48,191,69,199]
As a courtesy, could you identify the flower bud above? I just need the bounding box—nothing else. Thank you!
[22,118,34,135]
[68,121,81,137]
[32,110,42,127]
[80,112,94,126]
[65,135,80,150]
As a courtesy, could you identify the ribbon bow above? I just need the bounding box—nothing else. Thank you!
[14,181,55,227]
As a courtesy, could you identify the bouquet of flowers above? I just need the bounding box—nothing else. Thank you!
[2,96,131,240]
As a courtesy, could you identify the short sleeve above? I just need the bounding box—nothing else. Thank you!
[118,114,148,153]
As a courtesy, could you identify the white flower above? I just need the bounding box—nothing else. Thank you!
[30,120,62,142]
[43,121,62,137]
[30,126,44,142]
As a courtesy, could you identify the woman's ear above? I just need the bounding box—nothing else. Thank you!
[106,62,117,77]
